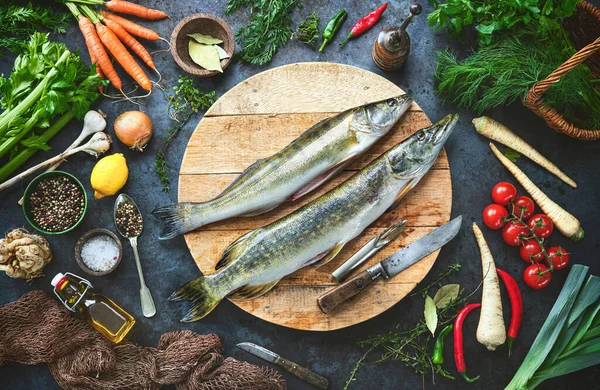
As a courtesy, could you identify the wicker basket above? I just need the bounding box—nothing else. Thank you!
[522,1,600,141]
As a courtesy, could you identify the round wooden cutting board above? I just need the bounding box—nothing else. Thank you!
[179,62,451,331]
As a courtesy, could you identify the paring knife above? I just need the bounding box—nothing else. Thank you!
[332,220,406,282]
[317,216,462,314]
[237,342,329,389]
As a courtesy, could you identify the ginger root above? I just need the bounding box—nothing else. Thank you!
[0,228,52,280]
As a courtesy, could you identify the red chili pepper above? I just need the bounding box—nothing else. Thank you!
[340,2,388,46]
[497,268,523,357]
[454,303,481,383]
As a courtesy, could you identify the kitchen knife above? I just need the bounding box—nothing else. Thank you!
[237,342,329,389]
[332,220,406,282]
[317,216,462,314]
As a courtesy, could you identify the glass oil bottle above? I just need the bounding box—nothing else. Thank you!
[51,272,135,343]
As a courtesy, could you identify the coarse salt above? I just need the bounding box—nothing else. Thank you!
[81,235,120,272]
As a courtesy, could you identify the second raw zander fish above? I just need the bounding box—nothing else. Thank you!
[153,95,413,239]
[171,114,458,322]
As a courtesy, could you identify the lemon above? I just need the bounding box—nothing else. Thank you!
[91,153,128,199]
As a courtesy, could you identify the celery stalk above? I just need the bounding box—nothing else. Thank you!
[0,108,44,159]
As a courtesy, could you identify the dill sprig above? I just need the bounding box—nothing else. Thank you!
[293,12,320,45]
[434,25,600,129]
[226,0,301,65]
[344,263,473,389]
[0,3,70,56]
[155,76,217,192]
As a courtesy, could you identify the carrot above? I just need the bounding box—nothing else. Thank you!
[106,0,169,20]
[88,50,105,92]
[472,222,506,352]
[76,13,122,90]
[490,142,584,240]
[102,17,155,69]
[473,116,577,188]
[101,10,160,40]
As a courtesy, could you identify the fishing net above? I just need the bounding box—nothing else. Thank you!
[0,290,286,390]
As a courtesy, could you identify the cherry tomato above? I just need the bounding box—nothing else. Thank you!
[510,196,535,220]
[524,264,551,289]
[492,182,517,206]
[527,214,554,239]
[520,239,545,263]
[547,246,569,270]
[502,220,529,246]
[482,204,508,230]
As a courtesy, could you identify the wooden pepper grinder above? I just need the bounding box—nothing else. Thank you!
[372,3,422,71]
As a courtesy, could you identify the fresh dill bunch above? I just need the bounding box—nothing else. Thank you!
[0,3,70,56]
[434,24,600,129]
[293,12,320,45]
[226,0,301,65]
[155,76,217,192]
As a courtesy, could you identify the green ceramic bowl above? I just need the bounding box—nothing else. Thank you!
[22,171,88,235]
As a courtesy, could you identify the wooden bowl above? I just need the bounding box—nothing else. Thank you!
[170,13,234,77]
[75,228,122,276]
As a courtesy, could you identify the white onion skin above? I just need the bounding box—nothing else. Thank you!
[114,111,153,152]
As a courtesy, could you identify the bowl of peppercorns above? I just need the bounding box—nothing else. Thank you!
[22,171,88,235]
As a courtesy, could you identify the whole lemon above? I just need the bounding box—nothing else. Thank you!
[91,153,128,199]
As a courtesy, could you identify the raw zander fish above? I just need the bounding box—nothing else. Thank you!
[171,114,459,322]
[153,95,413,239]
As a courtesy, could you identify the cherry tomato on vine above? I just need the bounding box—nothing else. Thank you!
[547,246,570,270]
[511,196,535,220]
[520,239,545,263]
[502,221,529,246]
[483,204,508,230]
[524,264,551,289]
[492,182,517,206]
[527,214,554,239]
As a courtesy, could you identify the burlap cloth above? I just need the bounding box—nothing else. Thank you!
[0,290,286,390]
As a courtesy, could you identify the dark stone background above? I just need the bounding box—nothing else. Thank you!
[1,1,599,389]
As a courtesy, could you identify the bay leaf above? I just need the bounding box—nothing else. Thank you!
[433,284,460,309]
[188,33,223,45]
[214,45,230,59]
[424,295,438,336]
[188,40,223,73]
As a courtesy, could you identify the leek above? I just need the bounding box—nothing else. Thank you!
[506,265,600,389]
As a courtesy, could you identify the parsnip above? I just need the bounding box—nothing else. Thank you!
[473,222,506,351]
[473,116,577,188]
[489,143,584,241]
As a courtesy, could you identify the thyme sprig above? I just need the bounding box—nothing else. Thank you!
[155,76,217,192]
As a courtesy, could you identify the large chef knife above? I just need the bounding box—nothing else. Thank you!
[317,216,462,314]
[237,342,329,389]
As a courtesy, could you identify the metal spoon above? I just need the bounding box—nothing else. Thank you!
[114,193,156,318]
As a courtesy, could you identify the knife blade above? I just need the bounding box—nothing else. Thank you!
[331,220,406,282]
[317,216,462,314]
[237,342,329,389]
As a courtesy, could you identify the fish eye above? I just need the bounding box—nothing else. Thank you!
[416,131,426,141]
[386,99,396,107]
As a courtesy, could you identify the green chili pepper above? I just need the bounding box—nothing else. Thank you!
[432,324,455,380]
[319,10,347,52]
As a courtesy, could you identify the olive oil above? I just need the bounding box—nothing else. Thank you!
[51,272,135,343]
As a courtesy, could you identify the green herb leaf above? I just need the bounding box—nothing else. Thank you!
[424,295,438,336]
[187,33,223,45]
[433,284,460,309]
[293,12,320,45]
[504,147,522,163]
[188,40,223,72]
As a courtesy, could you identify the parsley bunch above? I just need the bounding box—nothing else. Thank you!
[427,0,581,46]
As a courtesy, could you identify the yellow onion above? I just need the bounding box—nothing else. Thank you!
[114,111,153,151]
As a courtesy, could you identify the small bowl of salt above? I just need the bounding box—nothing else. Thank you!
[75,228,123,276]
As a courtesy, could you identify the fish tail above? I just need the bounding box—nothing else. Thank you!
[153,202,208,240]
[170,276,224,322]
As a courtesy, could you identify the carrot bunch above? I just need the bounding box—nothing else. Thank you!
[65,1,169,96]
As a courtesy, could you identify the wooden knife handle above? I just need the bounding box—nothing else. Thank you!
[274,356,329,389]
[317,270,374,314]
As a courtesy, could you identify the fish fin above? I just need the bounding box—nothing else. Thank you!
[313,242,346,267]
[152,203,192,240]
[228,280,280,301]
[389,178,416,210]
[289,155,357,202]
[220,158,267,195]
[215,231,254,270]
[170,276,224,322]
